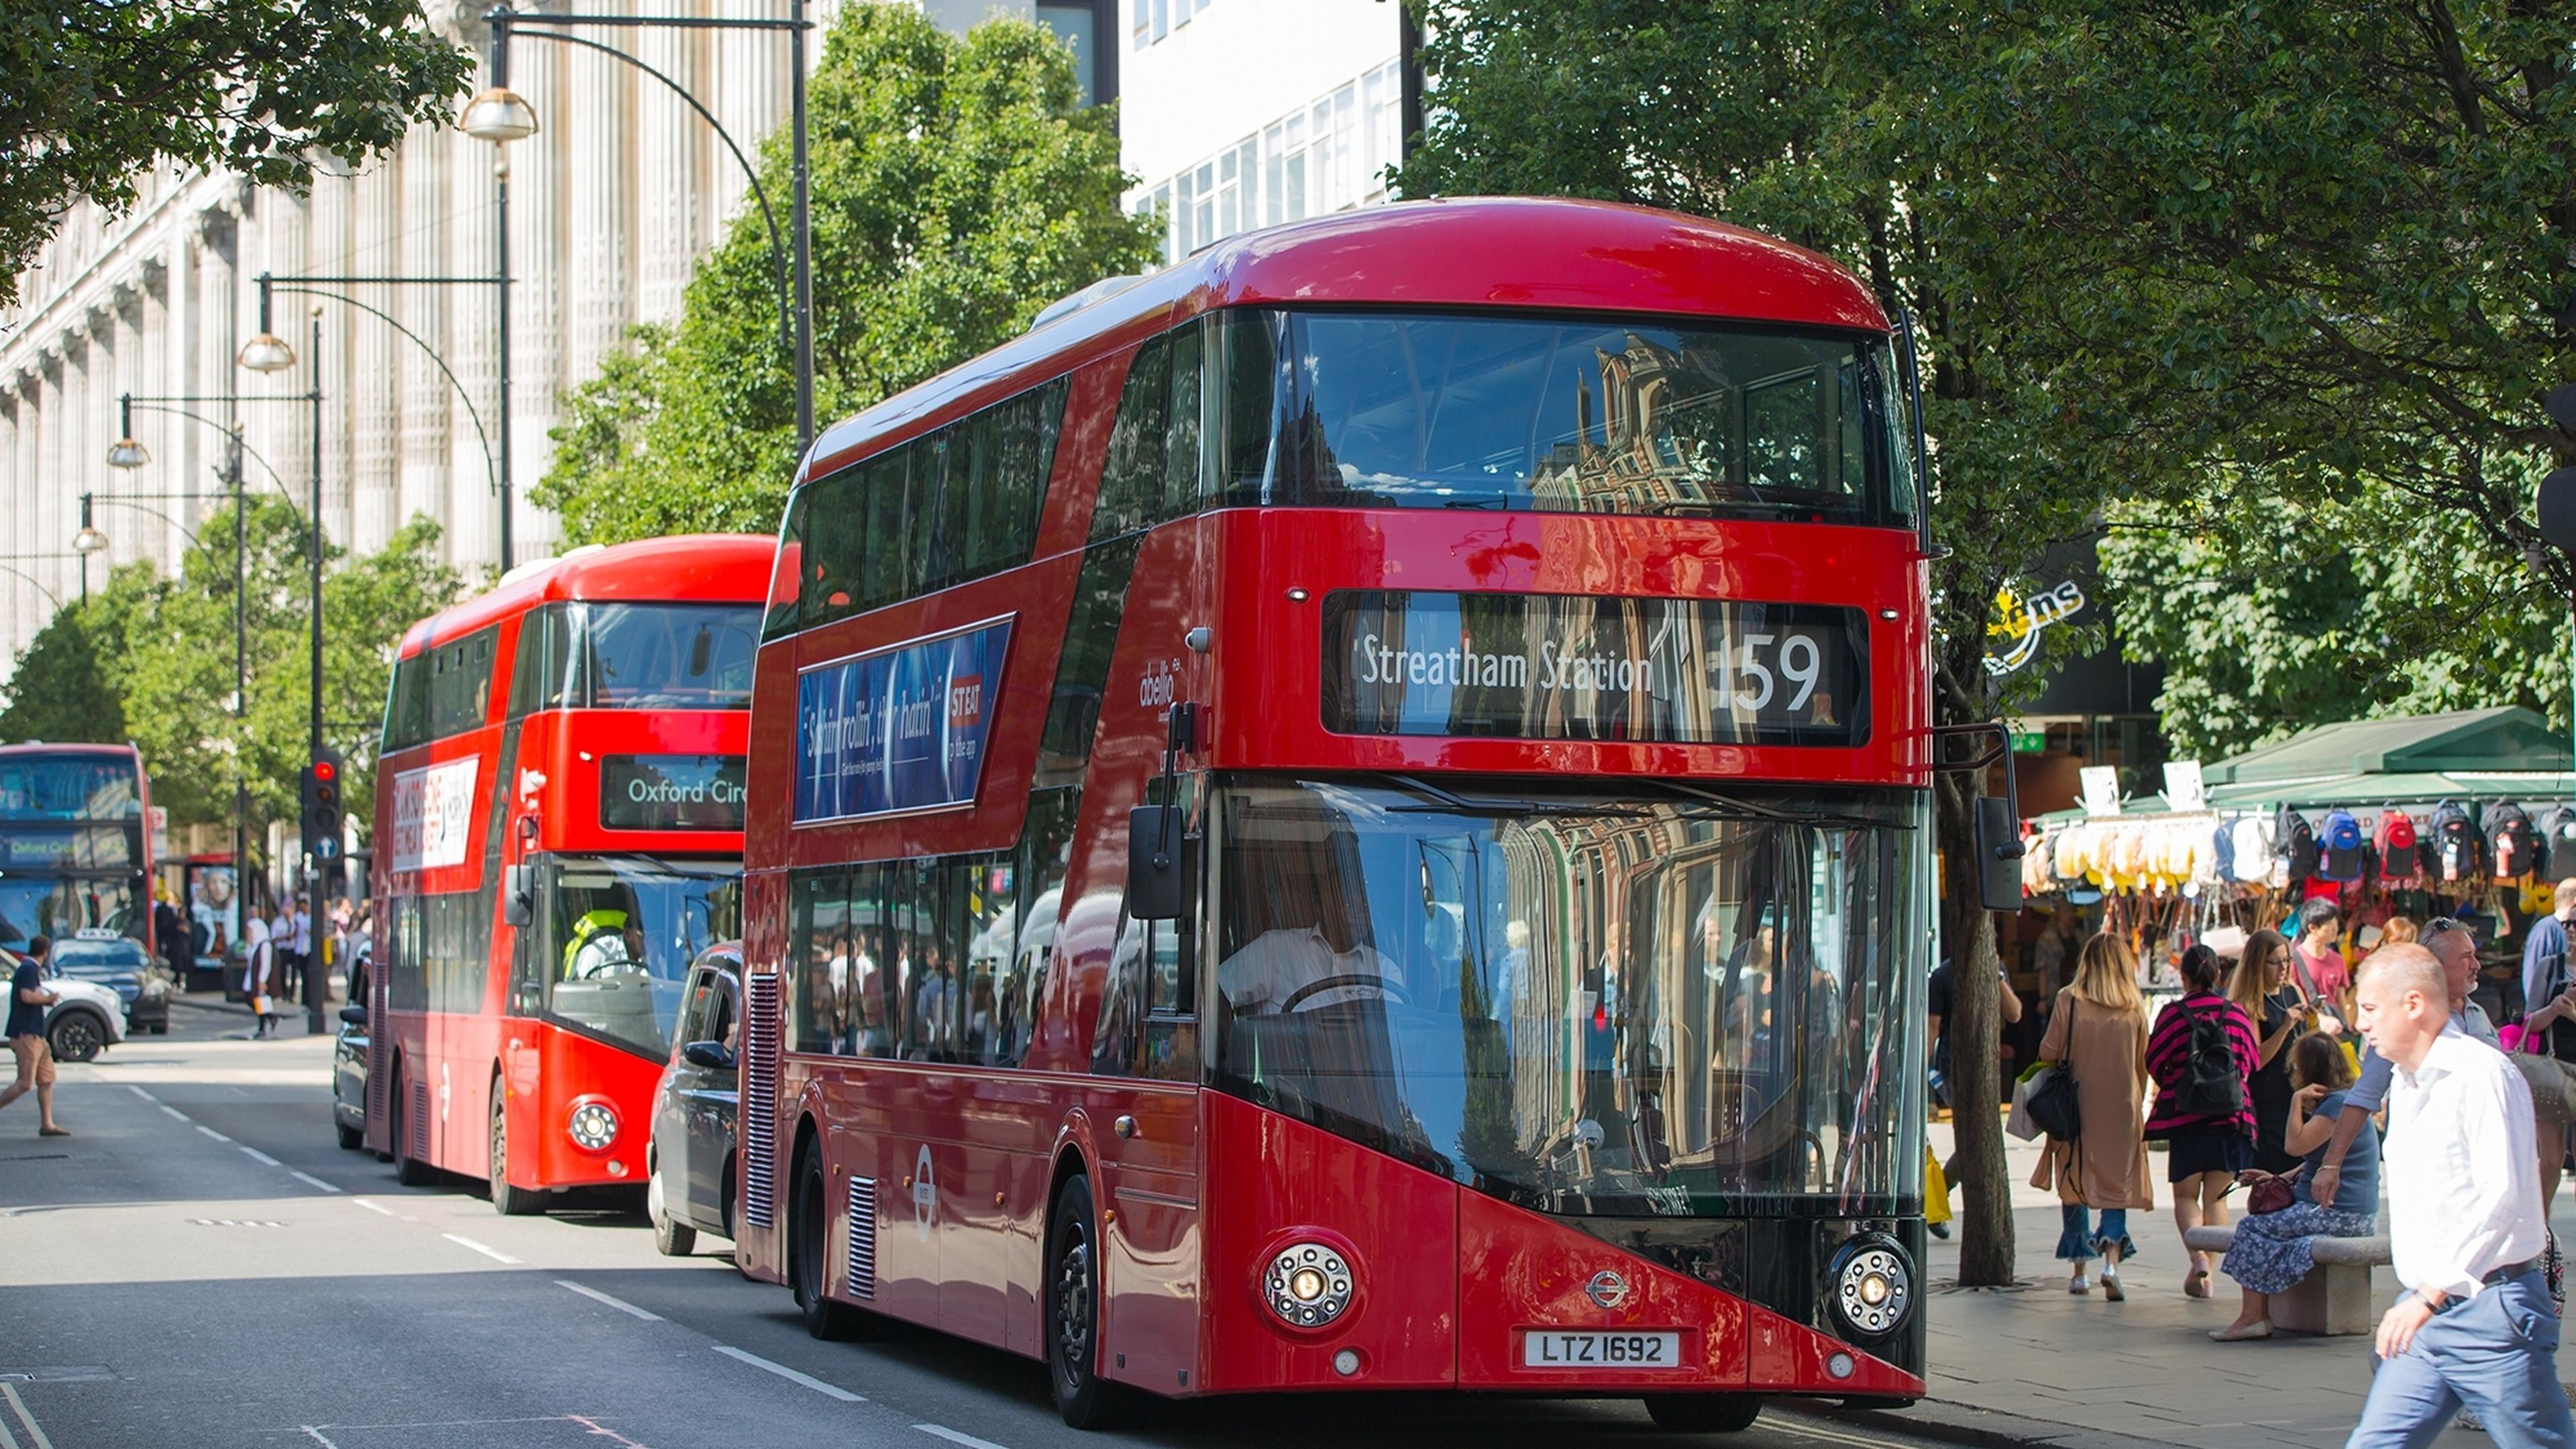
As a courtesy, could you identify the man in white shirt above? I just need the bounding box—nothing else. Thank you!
[1220,926,1401,1014]
[2348,945,2574,1448]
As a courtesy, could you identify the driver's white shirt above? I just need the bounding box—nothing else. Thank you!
[572,933,635,977]
[1220,927,1399,1014]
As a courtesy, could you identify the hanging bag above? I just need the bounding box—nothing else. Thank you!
[2024,996,2084,1141]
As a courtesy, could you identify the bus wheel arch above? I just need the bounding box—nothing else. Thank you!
[488,1068,549,1216]
[790,1118,861,1339]
[1044,1157,1124,1429]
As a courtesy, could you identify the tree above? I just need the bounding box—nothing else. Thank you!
[535,6,1161,542]
[0,1,472,305]
[117,498,457,834]
[0,565,152,744]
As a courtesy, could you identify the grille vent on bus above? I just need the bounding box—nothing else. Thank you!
[411,1079,431,1153]
[741,971,780,1231]
[365,971,390,1148]
[845,1176,877,1299]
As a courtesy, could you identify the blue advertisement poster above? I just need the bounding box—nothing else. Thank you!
[795,618,1013,823]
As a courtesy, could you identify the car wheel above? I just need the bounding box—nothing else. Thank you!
[489,1085,549,1216]
[46,1010,104,1064]
[1644,1395,1764,1433]
[336,1118,364,1151]
[148,1021,168,1035]
[391,1066,435,1187]
[792,1145,863,1340]
[1046,1175,1125,1429]
[649,1152,696,1256]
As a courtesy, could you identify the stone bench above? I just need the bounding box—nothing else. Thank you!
[2184,1223,2392,1336]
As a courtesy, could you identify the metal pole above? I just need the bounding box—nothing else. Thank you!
[790,0,813,456]
[231,430,248,991]
[76,493,91,603]
[494,17,517,571]
[307,309,327,1035]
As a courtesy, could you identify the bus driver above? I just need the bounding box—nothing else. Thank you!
[1217,842,1403,1016]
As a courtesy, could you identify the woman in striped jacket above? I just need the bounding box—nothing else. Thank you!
[2145,944,2261,1299]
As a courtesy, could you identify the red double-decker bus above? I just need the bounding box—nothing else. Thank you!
[366,537,767,1214]
[0,743,156,957]
[740,197,1935,1430]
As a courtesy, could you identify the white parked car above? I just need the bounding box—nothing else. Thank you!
[2,947,126,1063]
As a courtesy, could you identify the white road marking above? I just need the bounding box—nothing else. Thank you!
[556,1279,662,1321]
[0,1394,19,1449]
[299,1428,342,1449]
[1772,1419,1916,1448]
[1,1384,52,1449]
[125,1086,154,1102]
[195,1125,231,1143]
[441,1233,522,1265]
[351,1197,395,1216]
[240,1146,282,1167]
[158,1106,187,1122]
[914,1424,1009,1449]
[290,1171,343,1194]
[710,1345,865,1401]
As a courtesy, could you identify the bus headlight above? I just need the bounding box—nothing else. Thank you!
[1262,1242,1354,1328]
[1828,1235,1913,1340]
[567,1099,619,1152]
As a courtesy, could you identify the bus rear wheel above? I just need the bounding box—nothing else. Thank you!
[792,1145,861,1340]
[490,1085,550,1216]
[1045,1175,1124,1430]
[1644,1394,1763,1433]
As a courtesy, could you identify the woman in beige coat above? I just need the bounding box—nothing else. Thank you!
[2031,932,2155,1299]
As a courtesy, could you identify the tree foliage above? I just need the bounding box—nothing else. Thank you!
[0,0,471,305]
[0,566,150,745]
[535,5,1161,542]
[112,499,458,832]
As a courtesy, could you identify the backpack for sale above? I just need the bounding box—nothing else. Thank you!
[2548,805,2576,882]
[2426,798,2483,883]
[2172,999,2248,1119]
[2488,800,2540,881]
[2318,808,2365,882]
[2375,806,2422,885]
[2230,815,2274,883]
[2275,806,2320,881]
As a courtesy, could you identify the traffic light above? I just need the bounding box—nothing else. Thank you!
[300,748,345,869]
[2536,384,2576,553]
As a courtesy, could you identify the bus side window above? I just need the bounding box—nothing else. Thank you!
[910,431,957,596]
[1162,320,1203,517]
[995,788,1078,1067]
[861,449,911,612]
[506,604,570,718]
[1091,335,1171,541]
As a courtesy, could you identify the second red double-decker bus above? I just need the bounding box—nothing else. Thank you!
[740,197,1934,1430]
[366,536,767,1213]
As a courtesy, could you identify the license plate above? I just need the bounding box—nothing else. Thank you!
[1521,1330,1683,1369]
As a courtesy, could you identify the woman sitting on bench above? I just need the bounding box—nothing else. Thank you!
[2210,1032,2381,1341]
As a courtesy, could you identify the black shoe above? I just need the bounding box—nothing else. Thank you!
[1929,1222,1952,1239]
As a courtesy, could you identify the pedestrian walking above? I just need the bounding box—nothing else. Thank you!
[2032,932,2154,1299]
[2210,1032,2380,1341]
[1,938,69,1136]
[2294,899,2353,1030]
[2229,928,2310,1172]
[2514,879,2576,1209]
[243,917,279,1039]
[2316,918,2501,1211]
[2346,943,2575,1448]
[2147,943,2261,1299]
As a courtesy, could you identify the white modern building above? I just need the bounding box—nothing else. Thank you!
[0,0,1397,678]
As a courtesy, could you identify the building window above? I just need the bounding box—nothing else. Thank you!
[1037,3,1103,107]
[1130,58,1404,265]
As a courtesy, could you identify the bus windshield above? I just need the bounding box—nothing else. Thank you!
[0,756,142,820]
[1222,310,1915,527]
[543,856,743,1059]
[1213,775,1927,1216]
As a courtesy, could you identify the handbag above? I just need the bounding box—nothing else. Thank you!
[2023,997,2084,1142]
[2239,1169,2294,1215]
[2007,1070,2045,1141]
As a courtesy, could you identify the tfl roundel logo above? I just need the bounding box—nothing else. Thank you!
[1585,1270,1631,1310]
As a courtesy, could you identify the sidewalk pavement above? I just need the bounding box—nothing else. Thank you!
[1835,1120,2563,1448]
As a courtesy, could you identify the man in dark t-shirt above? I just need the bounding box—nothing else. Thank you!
[1,936,68,1135]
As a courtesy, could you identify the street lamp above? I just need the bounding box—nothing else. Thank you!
[459,84,539,143]
[71,493,107,602]
[105,396,149,470]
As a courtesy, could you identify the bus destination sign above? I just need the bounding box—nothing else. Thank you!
[794,618,1012,824]
[600,755,747,831]
[1321,591,1868,747]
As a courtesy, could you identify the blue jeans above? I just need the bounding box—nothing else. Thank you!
[2347,1271,2576,1448]
[2056,1204,2135,1263]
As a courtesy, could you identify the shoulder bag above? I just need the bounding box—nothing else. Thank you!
[2024,995,2084,1141]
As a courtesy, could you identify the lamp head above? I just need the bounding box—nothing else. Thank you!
[105,437,149,469]
[460,86,539,144]
[237,331,297,373]
[72,526,107,555]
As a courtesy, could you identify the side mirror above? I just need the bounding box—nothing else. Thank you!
[682,1040,735,1071]
[1975,796,2027,914]
[339,1004,369,1028]
[1126,804,1189,922]
[502,863,535,928]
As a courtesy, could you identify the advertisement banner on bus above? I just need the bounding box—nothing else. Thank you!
[388,758,480,872]
[1322,591,1869,746]
[794,617,1012,824]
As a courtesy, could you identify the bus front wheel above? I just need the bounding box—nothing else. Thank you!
[1045,1175,1124,1430]
[490,1085,550,1216]
[792,1146,861,1340]
[1644,1394,1763,1433]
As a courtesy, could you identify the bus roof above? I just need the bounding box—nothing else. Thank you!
[803,196,1889,484]
[397,534,775,657]
[0,742,141,761]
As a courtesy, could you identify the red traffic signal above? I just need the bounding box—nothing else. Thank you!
[313,759,337,784]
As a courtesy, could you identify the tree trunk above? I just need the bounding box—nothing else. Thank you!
[1941,782,2017,1287]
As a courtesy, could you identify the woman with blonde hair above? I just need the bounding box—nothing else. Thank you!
[2378,916,2419,947]
[2226,928,2308,1176]
[2033,932,2155,1297]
